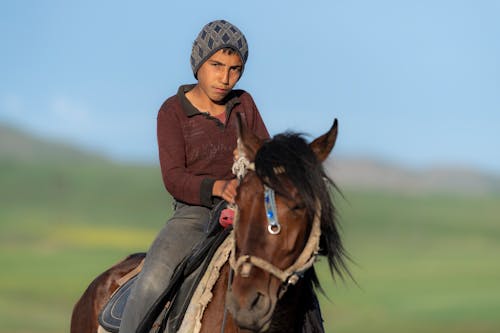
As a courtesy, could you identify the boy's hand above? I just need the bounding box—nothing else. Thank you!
[213,179,238,204]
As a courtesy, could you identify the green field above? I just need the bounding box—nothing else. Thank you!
[1,155,500,332]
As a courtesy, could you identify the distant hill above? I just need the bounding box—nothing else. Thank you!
[326,157,500,195]
[0,122,167,230]
[0,124,109,164]
[2,122,499,195]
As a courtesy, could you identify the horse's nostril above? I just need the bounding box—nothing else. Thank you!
[250,291,263,309]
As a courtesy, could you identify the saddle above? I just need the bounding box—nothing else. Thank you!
[98,202,231,333]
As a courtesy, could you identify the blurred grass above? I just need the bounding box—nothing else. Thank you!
[1,159,500,332]
[318,190,500,333]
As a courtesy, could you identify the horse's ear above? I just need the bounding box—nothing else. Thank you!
[310,119,338,162]
[236,112,263,161]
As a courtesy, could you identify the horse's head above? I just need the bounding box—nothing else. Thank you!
[227,115,348,332]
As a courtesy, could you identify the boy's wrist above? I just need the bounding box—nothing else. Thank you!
[212,180,227,197]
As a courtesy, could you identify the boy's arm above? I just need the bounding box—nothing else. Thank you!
[157,105,212,207]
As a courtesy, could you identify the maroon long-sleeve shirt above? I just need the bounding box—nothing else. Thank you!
[157,85,269,207]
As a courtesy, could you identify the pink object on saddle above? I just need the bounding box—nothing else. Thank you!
[219,208,235,228]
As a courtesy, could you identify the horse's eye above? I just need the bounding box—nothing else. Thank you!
[291,203,305,211]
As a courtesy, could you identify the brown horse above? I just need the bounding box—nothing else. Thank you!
[71,116,349,333]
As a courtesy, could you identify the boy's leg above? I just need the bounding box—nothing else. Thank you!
[119,203,209,333]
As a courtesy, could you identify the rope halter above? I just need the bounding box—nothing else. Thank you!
[229,154,322,290]
[230,202,321,289]
[232,155,254,180]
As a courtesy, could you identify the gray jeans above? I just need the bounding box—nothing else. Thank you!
[119,202,209,333]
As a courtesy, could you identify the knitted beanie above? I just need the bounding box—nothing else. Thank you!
[191,20,249,78]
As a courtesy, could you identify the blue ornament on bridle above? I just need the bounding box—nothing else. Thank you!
[264,185,281,235]
[232,153,283,235]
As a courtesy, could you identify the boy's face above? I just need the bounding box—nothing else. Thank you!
[196,49,243,103]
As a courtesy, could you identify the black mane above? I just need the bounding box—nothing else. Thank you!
[254,132,350,281]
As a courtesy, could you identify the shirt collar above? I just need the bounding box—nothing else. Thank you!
[177,84,241,117]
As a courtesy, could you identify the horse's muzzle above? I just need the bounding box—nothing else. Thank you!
[226,289,275,332]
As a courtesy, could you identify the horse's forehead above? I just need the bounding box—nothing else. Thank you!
[237,173,262,196]
[239,172,300,203]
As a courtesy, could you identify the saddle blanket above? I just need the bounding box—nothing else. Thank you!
[98,231,233,333]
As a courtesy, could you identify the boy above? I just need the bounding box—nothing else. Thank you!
[119,20,269,333]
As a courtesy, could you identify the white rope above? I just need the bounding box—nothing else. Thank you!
[231,156,254,180]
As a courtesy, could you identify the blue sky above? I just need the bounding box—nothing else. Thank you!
[1,0,499,173]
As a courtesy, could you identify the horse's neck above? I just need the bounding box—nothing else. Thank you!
[268,281,310,333]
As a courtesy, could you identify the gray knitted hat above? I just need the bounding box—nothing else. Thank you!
[191,20,249,78]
